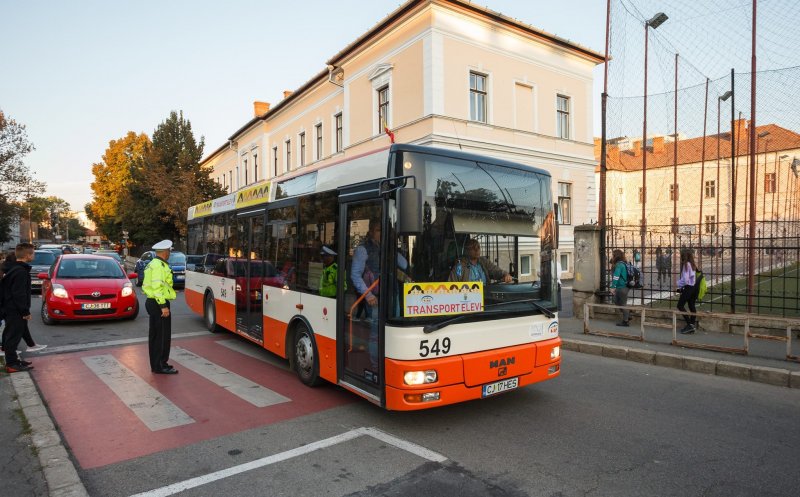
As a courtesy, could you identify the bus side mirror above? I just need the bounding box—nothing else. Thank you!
[397,187,423,234]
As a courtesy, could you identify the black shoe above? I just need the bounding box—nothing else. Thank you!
[152,368,178,374]
[19,359,33,367]
[616,321,630,327]
[680,325,696,335]
[6,362,34,373]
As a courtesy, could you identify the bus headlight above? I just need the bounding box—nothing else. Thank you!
[550,346,560,360]
[403,370,437,385]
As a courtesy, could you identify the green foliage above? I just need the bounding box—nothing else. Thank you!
[94,111,226,248]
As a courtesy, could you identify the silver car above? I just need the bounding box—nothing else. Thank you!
[29,250,58,291]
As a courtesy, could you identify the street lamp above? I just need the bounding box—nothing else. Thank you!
[641,11,668,304]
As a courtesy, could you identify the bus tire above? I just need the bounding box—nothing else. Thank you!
[204,293,222,333]
[293,322,322,387]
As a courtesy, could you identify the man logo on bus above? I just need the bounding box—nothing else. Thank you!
[490,357,515,369]
[497,366,508,377]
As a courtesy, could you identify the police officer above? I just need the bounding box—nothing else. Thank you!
[143,240,178,374]
[319,245,338,297]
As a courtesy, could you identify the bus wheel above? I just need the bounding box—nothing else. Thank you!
[204,294,222,333]
[293,323,322,386]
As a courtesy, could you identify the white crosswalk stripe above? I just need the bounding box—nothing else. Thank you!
[82,355,195,431]
[170,347,291,408]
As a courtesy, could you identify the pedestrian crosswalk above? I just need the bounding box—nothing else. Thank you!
[82,354,194,431]
[32,335,352,469]
[170,347,290,408]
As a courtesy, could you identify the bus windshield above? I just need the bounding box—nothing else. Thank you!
[389,150,557,324]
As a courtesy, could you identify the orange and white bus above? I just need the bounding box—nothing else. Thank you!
[185,144,561,410]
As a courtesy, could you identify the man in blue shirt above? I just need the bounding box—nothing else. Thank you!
[448,238,512,284]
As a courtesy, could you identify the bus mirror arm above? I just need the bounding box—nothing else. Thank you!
[384,175,423,235]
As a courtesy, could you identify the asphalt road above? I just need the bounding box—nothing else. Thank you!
[24,288,800,497]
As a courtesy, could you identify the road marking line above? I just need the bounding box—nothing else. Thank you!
[358,427,448,462]
[169,347,291,407]
[215,339,290,370]
[82,355,194,431]
[32,331,209,355]
[129,427,446,497]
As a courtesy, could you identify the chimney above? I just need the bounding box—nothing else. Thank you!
[607,144,620,164]
[253,101,270,117]
[732,118,748,143]
[283,90,293,99]
[652,136,665,154]
[633,140,642,157]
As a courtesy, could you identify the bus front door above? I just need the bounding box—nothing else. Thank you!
[338,200,383,401]
[235,212,265,343]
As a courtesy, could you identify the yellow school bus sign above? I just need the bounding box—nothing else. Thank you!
[403,282,484,317]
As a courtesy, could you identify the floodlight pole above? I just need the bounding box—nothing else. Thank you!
[747,0,757,311]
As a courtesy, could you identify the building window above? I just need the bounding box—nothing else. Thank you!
[520,255,531,276]
[765,173,776,193]
[235,166,239,189]
[557,94,570,139]
[253,152,258,182]
[229,171,232,193]
[285,140,291,172]
[335,113,343,153]
[299,132,306,167]
[243,159,248,186]
[378,85,389,133]
[469,71,487,123]
[638,187,644,204]
[705,180,715,198]
[560,253,569,273]
[273,146,278,177]
[558,182,572,225]
[315,123,323,160]
[669,183,679,201]
[705,215,717,234]
[618,188,623,195]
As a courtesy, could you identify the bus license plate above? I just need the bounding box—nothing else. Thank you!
[482,377,519,397]
[82,303,111,310]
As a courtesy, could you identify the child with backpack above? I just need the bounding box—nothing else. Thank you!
[610,249,631,327]
[676,249,700,334]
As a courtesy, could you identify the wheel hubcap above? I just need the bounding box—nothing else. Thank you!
[296,334,313,373]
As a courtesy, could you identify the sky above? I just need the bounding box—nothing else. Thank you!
[1,0,606,213]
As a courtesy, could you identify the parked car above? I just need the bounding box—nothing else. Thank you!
[29,250,58,292]
[134,251,187,288]
[94,250,123,264]
[38,254,139,324]
[38,244,64,256]
[186,254,204,272]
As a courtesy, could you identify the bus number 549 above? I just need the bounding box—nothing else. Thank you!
[419,337,451,357]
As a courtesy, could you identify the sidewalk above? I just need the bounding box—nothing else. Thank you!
[559,315,800,388]
[0,365,89,497]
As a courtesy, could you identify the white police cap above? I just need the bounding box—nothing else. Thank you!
[152,240,173,250]
[320,245,337,256]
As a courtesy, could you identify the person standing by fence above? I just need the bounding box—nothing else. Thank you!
[676,249,699,334]
[610,249,630,327]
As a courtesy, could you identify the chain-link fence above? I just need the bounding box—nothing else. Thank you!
[601,0,800,316]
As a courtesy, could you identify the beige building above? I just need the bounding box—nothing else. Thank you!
[600,120,800,241]
[202,0,605,279]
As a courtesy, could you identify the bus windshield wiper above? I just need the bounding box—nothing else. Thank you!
[488,298,555,319]
[422,298,555,334]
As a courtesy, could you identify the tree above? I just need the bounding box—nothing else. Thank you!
[120,111,225,248]
[0,109,44,244]
[87,132,151,241]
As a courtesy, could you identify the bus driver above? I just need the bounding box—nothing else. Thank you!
[448,238,513,285]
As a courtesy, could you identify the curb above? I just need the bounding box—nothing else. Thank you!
[562,338,800,389]
[10,372,89,497]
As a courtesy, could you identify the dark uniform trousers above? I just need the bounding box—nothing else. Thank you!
[145,298,171,371]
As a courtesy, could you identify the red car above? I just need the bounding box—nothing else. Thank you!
[38,254,140,324]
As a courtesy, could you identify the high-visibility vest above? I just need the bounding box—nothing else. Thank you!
[319,262,338,298]
[142,257,176,305]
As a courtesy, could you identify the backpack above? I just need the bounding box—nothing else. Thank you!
[695,270,707,301]
[0,265,22,321]
[624,261,642,289]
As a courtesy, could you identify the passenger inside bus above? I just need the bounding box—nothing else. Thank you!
[448,238,513,284]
